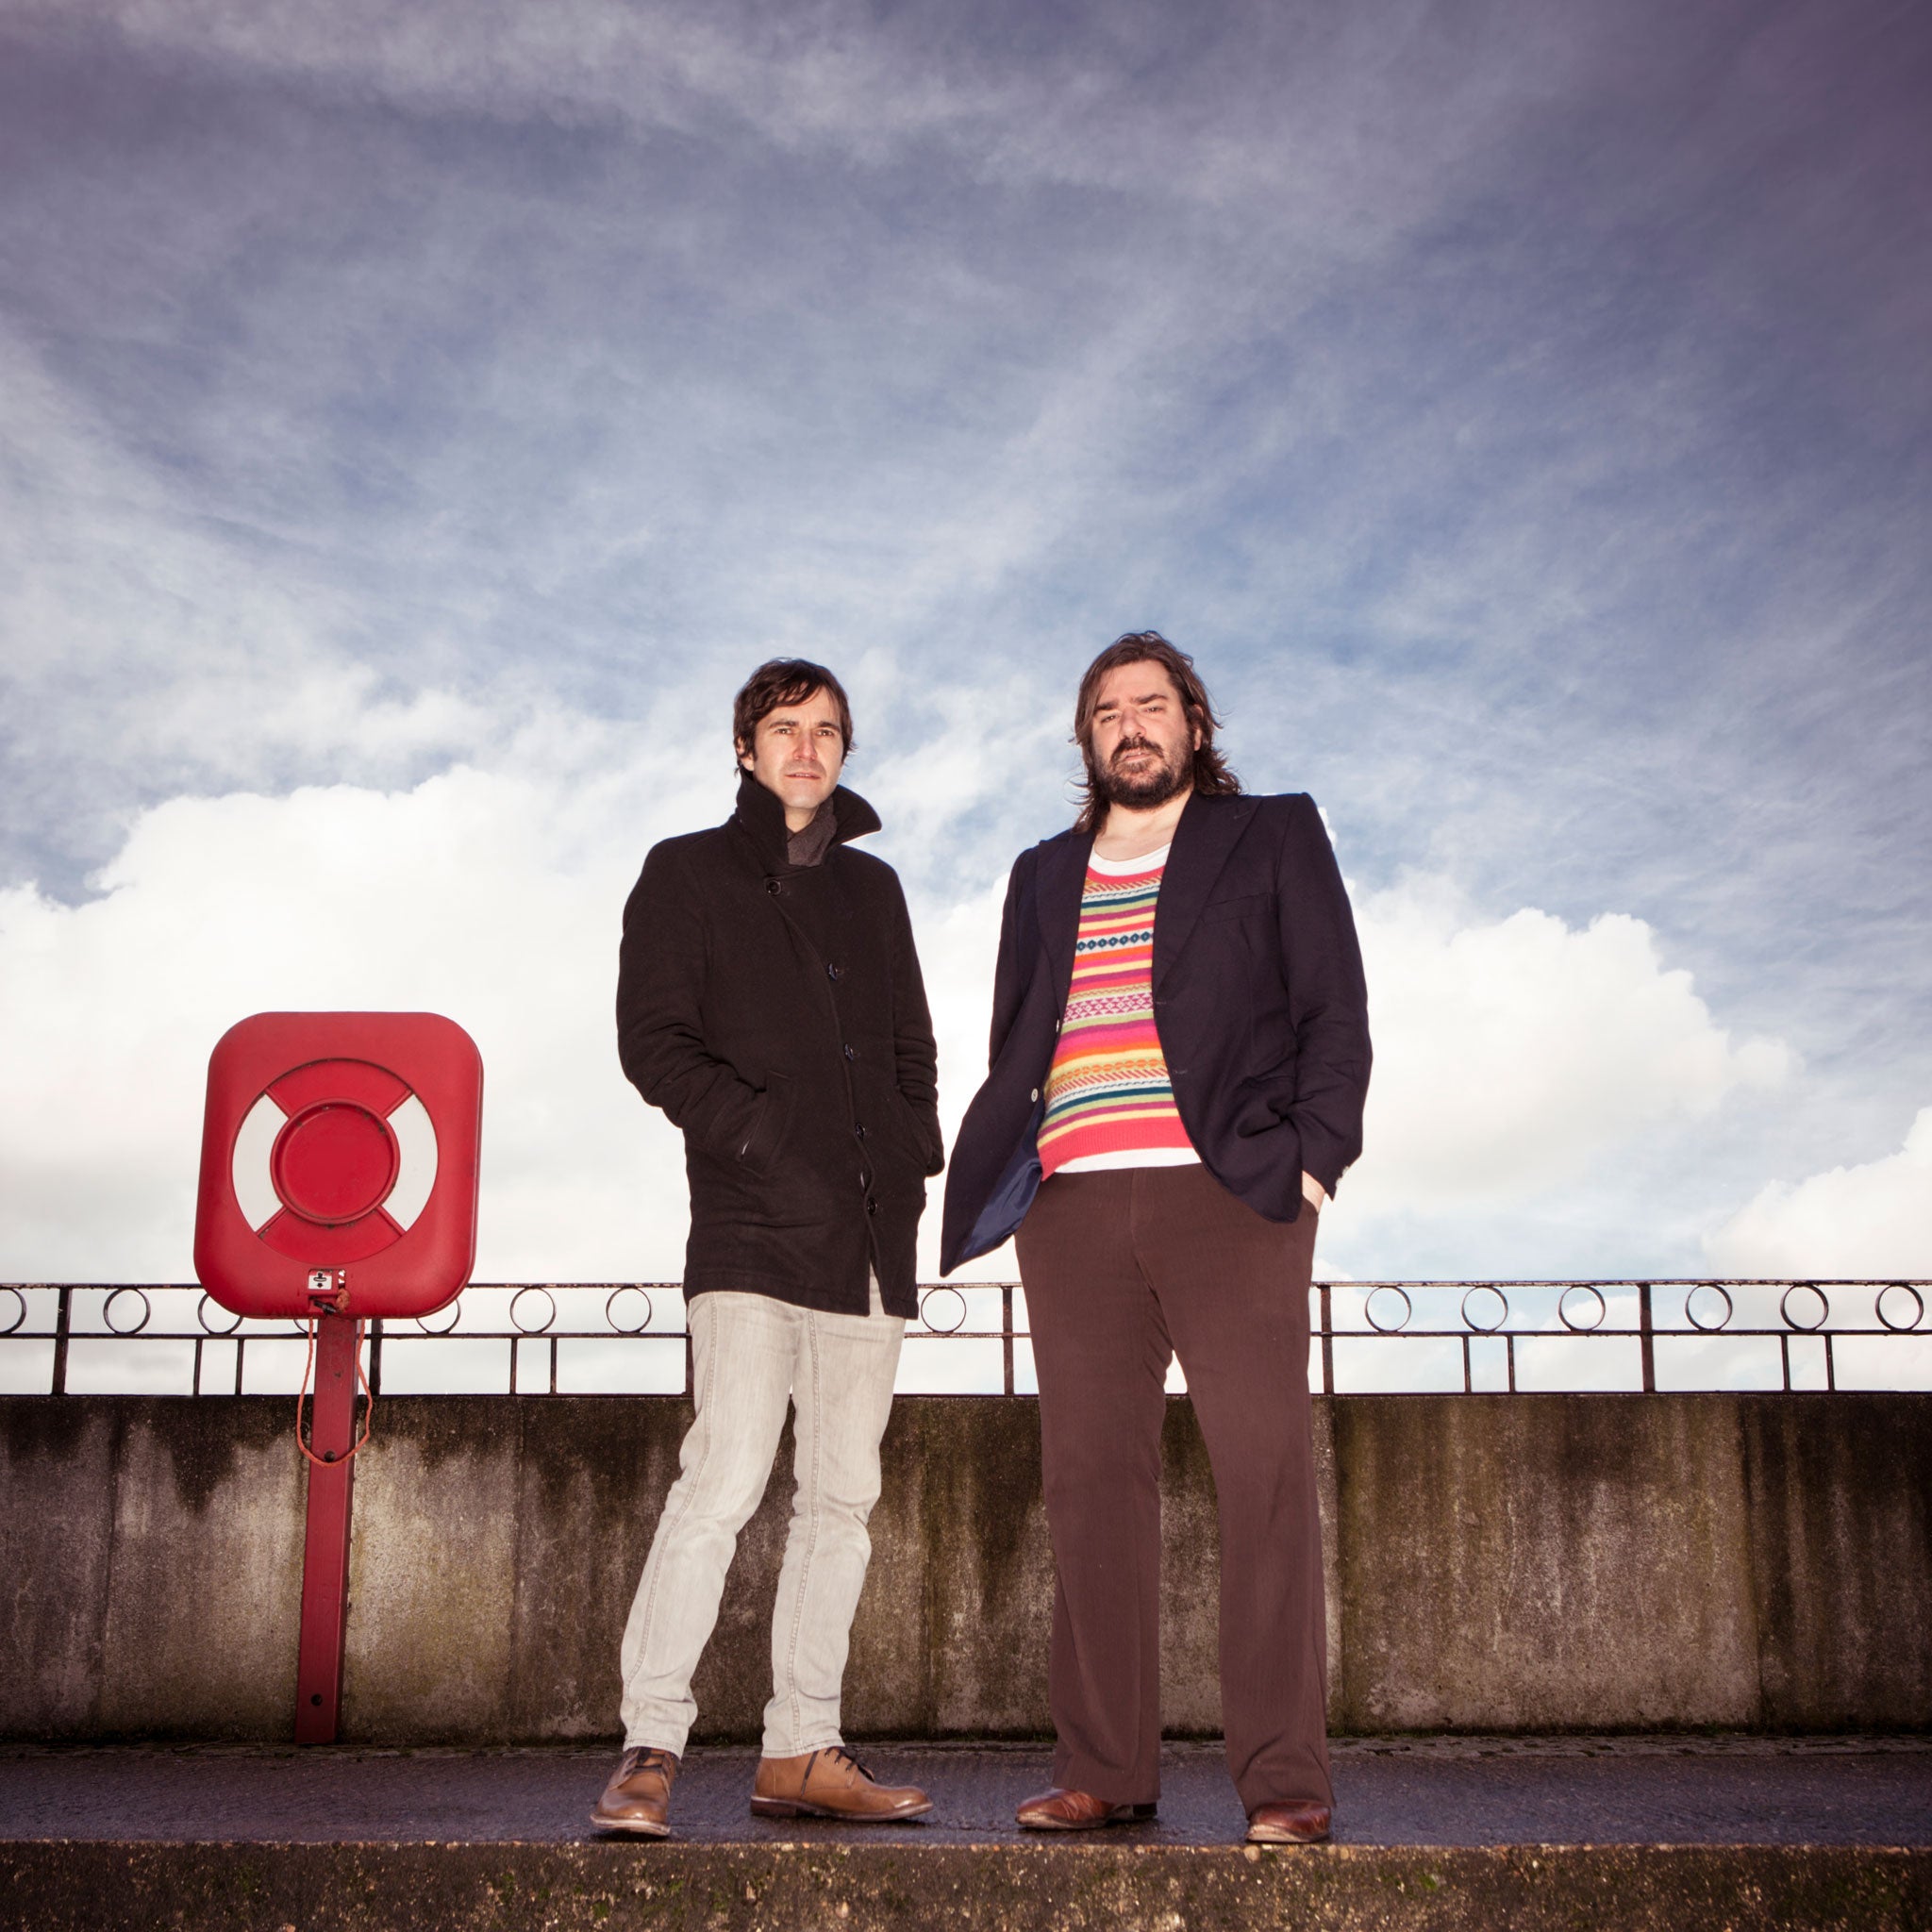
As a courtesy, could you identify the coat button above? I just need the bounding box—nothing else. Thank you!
[765,879,781,895]
[854,1124,867,1140]
[843,1044,857,1060]
[866,1197,880,1216]
[1030,1088,1040,1103]
[827,963,841,980]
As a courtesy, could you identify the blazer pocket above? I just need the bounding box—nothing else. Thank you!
[1200,891,1272,924]
[1231,1072,1294,1139]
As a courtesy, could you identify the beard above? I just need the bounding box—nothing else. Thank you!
[1092,736,1191,810]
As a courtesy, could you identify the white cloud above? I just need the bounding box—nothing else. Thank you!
[0,724,716,1283]
[1331,874,1792,1217]
[1,742,1801,1292]
[0,691,1050,1286]
[1704,1108,1932,1279]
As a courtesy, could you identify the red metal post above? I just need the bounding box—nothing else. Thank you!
[294,1312,362,1744]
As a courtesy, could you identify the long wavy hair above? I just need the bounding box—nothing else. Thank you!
[1071,632,1241,831]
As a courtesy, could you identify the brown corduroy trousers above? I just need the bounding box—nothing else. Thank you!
[1015,1162,1330,1815]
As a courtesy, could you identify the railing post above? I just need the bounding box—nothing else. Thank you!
[50,1287,71,1395]
[1638,1281,1656,1393]
[1319,1283,1334,1396]
[368,1317,384,1400]
[1002,1285,1015,1397]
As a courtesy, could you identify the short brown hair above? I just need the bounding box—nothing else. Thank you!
[1072,631,1241,830]
[732,658,855,769]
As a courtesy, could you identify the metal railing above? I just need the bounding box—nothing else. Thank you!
[2,1278,1927,1397]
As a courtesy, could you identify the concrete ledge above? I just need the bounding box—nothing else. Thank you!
[5,1392,1928,1741]
[4,1841,1929,1932]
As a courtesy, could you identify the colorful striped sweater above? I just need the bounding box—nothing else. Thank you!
[1037,846,1199,1177]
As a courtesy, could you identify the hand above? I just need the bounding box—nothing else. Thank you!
[1301,1171,1327,1212]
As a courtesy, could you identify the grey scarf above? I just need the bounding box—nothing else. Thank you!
[786,804,838,868]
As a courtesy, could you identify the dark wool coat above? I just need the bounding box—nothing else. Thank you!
[940,790,1371,1274]
[617,775,942,1317]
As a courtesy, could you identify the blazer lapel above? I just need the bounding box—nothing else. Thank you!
[1035,830,1094,1016]
[1154,793,1260,991]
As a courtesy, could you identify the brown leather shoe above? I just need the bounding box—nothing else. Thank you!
[1245,1800,1332,1844]
[750,1746,931,1822]
[1015,1787,1158,1830]
[591,1746,678,1836]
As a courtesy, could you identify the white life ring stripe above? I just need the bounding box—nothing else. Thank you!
[231,1087,440,1234]
[384,1094,439,1227]
[232,1093,287,1231]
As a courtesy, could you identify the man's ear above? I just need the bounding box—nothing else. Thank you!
[735,737,753,771]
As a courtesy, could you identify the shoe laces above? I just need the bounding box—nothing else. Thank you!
[812,1744,874,1785]
[622,1746,676,1780]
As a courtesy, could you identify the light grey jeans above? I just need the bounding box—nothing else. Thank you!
[618,1280,905,1758]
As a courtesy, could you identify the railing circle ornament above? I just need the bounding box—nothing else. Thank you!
[1364,1286,1412,1334]
[920,1286,968,1336]
[1779,1284,1829,1333]
[1685,1284,1734,1333]
[415,1300,461,1336]
[197,1293,243,1337]
[606,1287,654,1336]
[1558,1285,1607,1333]
[104,1287,152,1336]
[510,1287,557,1336]
[0,1287,25,1337]
[1877,1283,1925,1334]
[1460,1285,1508,1333]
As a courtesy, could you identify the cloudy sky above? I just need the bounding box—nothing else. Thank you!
[3,0,1930,1302]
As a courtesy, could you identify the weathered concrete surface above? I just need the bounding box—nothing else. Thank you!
[3,1393,1927,1743]
[1741,1395,1932,1730]
[1335,1395,1764,1731]
[4,1842,1928,1932]
[0,1399,303,1740]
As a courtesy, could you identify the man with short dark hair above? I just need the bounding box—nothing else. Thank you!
[942,632,1371,1845]
[592,659,941,1837]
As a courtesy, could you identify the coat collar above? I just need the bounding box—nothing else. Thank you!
[1152,791,1259,989]
[1035,792,1259,998]
[1035,824,1095,1016]
[732,772,882,873]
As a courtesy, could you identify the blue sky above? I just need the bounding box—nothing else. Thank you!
[3,0,1929,1291]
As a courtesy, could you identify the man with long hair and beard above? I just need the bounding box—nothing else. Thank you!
[941,631,1371,1845]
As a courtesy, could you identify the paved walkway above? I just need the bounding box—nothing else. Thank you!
[5,1736,1928,1847]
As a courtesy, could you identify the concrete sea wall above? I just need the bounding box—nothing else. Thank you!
[3,1392,1927,1742]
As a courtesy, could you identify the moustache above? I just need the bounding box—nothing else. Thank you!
[1109,737,1163,764]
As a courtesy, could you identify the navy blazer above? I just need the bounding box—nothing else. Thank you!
[939,790,1371,1274]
